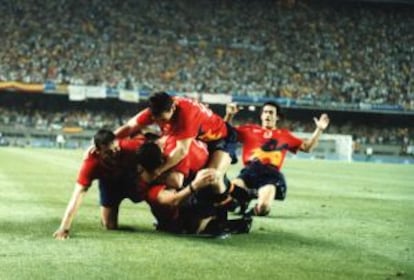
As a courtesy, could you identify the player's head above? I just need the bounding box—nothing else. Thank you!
[94,129,120,162]
[260,101,283,129]
[149,92,175,122]
[135,142,164,173]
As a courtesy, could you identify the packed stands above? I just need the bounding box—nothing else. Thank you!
[0,0,413,109]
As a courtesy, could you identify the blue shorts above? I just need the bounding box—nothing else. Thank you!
[206,123,238,164]
[237,161,287,200]
[98,172,143,207]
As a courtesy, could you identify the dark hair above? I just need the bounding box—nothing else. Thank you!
[148,92,174,117]
[94,129,115,149]
[262,101,283,119]
[135,142,164,172]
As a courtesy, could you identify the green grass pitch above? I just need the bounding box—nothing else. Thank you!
[0,147,413,280]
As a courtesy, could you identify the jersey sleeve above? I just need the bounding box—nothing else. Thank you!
[284,130,303,153]
[235,124,251,143]
[146,184,166,204]
[119,137,145,152]
[76,158,98,188]
[135,108,154,127]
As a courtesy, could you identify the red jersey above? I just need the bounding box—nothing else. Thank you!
[144,184,180,230]
[236,124,303,170]
[163,136,208,178]
[76,137,145,188]
[134,96,227,142]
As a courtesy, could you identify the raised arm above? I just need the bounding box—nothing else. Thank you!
[224,103,239,124]
[53,183,88,240]
[300,113,330,152]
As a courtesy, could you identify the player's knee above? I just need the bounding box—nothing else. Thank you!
[101,212,118,230]
[255,203,271,216]
[102,220,118,230]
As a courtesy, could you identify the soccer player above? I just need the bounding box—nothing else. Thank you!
[135,141,252,236]
[53,129,145,240]
[115,92,238,193]
[225,102,330,216]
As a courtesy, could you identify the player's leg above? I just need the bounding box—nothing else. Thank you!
[98,179,123,230]
[207,149,232,193]
[229,165,260,214]
[100,205,119,230]
[206,124,238,194]
[253,184,276,216]
[246,164,287,216]
[232,177,247,188]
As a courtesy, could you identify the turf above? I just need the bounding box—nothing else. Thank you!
[0,147,413,280]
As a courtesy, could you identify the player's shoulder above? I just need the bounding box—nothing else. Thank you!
[80,149,100,170]
[277,128,293,135]
[119,136,146,150]
[82,148,98,161]
[146,184,167,202]
[238,123,262,131]
[175,96,193,106]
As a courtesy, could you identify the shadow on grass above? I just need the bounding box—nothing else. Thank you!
[0,218,157,240]
[1,215,335,251]
[0,216,358,258]
[144,222,340,253]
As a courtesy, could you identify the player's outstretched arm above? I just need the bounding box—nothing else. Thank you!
[300,113,330,152]
[114,115,145,139]
[314,113,330,131]
[53,183,87,240]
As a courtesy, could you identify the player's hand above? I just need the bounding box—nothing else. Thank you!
[192,168,217,190]
[226,103,239,115]
[53,229,70,240]
[152,168,163,178]
[85,144,96,155]
[314,113,330,131]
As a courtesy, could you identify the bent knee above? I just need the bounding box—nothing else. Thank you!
[255,203,271,216]
[102,220,118,230]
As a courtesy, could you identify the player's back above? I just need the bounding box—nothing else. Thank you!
[174,97,228,142]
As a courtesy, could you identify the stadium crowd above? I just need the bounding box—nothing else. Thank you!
[1,0,413,108]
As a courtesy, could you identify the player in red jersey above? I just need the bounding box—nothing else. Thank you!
[159,134,209,187]
[115,92,238,193]
[225,102,330,216]
[135,142,252,236]
[53,129,145,240]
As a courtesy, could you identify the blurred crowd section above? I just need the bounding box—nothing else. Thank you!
[1,0,413,108]
[0,93,412,157]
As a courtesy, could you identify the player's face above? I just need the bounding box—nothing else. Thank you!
[261,105,278,129]
[153,105,175,122]
[98,141,120,164]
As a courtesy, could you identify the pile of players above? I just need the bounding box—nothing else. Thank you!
[53,92,329,240]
